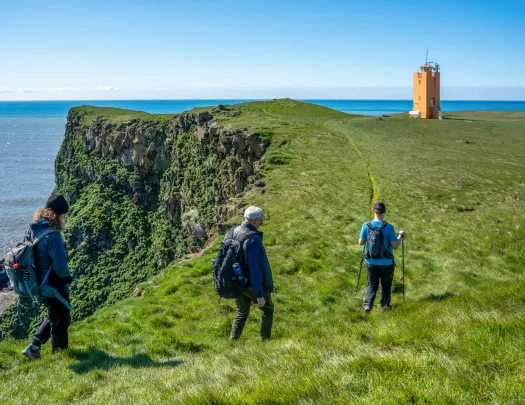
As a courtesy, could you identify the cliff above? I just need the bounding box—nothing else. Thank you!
[0,104,269,335]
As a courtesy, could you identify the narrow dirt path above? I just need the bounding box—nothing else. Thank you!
[347,136,380,210]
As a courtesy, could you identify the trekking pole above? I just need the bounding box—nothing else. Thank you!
[355,246,365,295]
[402,237,405,303]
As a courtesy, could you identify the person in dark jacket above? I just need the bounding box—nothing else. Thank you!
[22,195,72,360]
[230,206,274,341]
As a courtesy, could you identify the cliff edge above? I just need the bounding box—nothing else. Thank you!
[0,104,269,336]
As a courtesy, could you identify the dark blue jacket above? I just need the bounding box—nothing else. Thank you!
[234,223,274,299]
[26,219,71,296]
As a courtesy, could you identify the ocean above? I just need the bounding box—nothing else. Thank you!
[1,99,524,256]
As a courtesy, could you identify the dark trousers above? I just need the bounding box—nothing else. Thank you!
[32,296,71,351]
[230,291,274,340]
[363,264,394,309]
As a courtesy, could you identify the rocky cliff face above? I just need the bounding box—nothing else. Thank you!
[0,106,269,336]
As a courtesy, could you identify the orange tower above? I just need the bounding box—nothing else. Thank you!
[412,55,444,119]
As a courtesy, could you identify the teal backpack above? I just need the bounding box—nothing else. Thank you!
[4,228,58,324]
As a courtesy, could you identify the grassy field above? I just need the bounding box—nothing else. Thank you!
[73,105,176,124]
[1,100,525,404]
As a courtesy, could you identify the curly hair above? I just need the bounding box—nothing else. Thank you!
[33,208,66,231]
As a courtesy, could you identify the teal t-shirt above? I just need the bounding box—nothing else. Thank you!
[360,221,397,266]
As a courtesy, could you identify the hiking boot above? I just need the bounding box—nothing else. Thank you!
[381,305,392,312]
[22,344,41,360]
[363,306,372,314]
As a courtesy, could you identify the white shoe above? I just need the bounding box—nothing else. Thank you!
[22,344,41,360]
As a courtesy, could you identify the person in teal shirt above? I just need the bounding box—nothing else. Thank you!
[358,202,405,313]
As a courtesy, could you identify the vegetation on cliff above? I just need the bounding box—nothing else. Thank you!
[0,104,269,336]
[1,100,525,404]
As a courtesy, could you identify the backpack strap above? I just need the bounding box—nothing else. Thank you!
[237,230,257,255]
[377,222,392,259]
[231,226,257,245]
[237,231,257,245]
[39,265,54,289]
[22,277,38,306]
[31,228,59,246]
[367,221,388,231]
[232,227,258,270]
[32,229,58,288]
[53,290,71,310]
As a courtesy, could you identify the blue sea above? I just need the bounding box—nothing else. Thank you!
[1,99,524,256]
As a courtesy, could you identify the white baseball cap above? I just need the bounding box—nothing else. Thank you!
[243,206,266,221]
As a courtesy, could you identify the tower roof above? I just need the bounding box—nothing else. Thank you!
[419,61,440,72]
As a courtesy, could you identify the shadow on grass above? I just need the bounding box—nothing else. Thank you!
[424,291,455,301]
[68,348,182,374]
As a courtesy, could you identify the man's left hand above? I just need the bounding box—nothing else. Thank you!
[256,297,266,308]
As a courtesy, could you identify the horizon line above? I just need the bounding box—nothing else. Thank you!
[1,98,524,102]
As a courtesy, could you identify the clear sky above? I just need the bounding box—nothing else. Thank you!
[1,0,524,100]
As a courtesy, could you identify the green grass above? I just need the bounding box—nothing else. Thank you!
[72,103,232,125]
[73,106,175,125]
[1,100,525,404]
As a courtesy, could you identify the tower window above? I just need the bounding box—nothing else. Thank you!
[419,80,421,85]
[419,95,421,100]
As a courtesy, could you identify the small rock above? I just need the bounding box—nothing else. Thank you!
[147,142,157,155]
[121,149,133,166]
[181,209,207,242]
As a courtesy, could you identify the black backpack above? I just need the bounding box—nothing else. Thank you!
[212,226,256,299]
[364,221,392,259]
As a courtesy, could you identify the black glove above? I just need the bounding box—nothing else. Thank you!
[59,275,73,285]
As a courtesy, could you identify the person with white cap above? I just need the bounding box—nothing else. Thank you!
[228,206,274,340]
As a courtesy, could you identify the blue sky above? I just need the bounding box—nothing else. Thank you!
[1,0,524,100]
